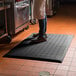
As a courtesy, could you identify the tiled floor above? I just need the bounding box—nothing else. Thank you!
[0,4,76,76]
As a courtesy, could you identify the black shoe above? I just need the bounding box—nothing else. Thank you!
[33,33,39,37]
[33,33,47,38]
[31,36,47,43]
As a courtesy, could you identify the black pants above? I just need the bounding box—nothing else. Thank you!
[38,16,47,37]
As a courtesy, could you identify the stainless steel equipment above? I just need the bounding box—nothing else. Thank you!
[7,0,30,35]
[0,0,7,38]
[0,0,11,43]
[46,0,60,17]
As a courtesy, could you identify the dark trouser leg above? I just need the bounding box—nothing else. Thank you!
[31,16,47,43]
[38,16,47,37]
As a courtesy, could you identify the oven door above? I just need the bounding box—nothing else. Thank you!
[14,3,29,31]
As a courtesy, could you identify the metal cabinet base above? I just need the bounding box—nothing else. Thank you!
[0,0,12,44]
[7,0,30,36]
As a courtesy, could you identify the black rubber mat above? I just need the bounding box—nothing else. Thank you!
[4,34,73,63]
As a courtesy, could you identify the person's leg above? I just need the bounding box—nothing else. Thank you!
[31,16,47,43]
[38,16,47,38]
[44,15,47,34]
[33,16,47,38]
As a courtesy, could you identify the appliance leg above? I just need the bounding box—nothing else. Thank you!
[30,19,36,25]
[0,35,12,44]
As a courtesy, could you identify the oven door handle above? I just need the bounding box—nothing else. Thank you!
[16,4,29,9]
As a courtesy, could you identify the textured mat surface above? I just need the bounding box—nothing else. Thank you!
[4,34,73,63]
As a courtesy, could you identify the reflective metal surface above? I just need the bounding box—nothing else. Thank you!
[0,0,12,43]
[7,0,30,35]
[0,0,7,37]
[14,1,29,29]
